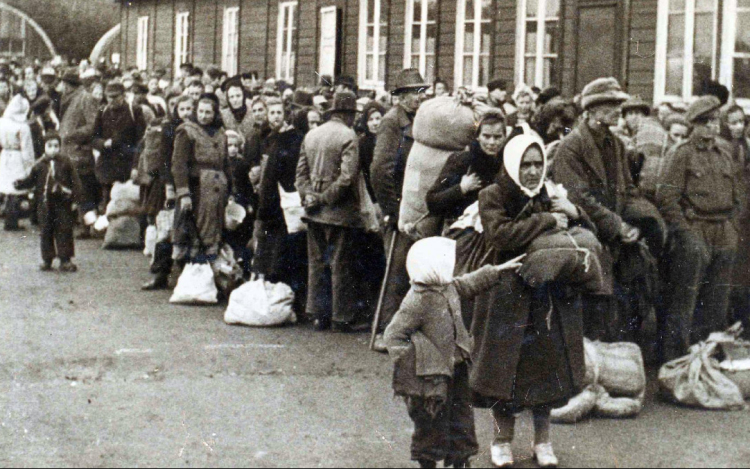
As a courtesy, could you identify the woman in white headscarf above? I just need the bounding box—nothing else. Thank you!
[384,237,522,469]
[0,94,35,230]
[470,134,591,468]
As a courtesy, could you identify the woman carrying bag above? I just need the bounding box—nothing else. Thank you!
[171,93,232,273]
[471,135,590,468]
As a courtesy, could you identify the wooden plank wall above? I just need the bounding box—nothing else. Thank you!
[627,0,658,101]
[153,0,175,71]
[496,0,517,84]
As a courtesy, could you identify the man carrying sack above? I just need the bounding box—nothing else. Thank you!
[370,69,429,351]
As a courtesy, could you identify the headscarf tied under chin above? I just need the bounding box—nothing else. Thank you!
[503,133,548,198]
[3,94,29,123]
[406,237,457,286]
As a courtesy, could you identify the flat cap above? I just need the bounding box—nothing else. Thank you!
[686,95,722,123]
[581,77,629,110]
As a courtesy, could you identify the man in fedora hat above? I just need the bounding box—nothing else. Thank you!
[58,68,101,235]
[370,68,429,348]
[553,77,660,341]
[621,96,668,200]
[296,91,364,332]
[656,95,742,361]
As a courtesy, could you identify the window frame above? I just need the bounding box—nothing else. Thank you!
[358,0,388,90]
[654,0,720,104]
[720,0,750,106]
[137,16,149,71]
[515,0,560,88]
[222,7,240,77]
[174,11,190,76]
[404,0,438,84]
[454,0,493,89]
[276,1,298,83]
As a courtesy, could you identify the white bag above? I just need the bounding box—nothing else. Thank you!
[279,183,306,234]
[144,226,157,257]
[155,209,174,242]
[169,263,219,305]
[106,181,141,218]
[225,200,247,231]
[224,279,296,327]
[93,215,109,232]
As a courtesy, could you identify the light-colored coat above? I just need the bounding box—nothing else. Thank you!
[0,96,35,195]
[58,87,99,176]
[295,117,363,228]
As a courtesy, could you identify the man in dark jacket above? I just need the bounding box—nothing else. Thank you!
[296,91,363,331]
[92,82,146,213]
[58,70,100,222]
[656,96,743,361]
[370,69,428,349]
[552,77,646,341]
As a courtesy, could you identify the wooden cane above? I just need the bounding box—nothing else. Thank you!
[370,228,398,351]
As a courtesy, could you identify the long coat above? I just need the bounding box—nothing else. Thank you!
[15,155,83,223]
[371,104,415,221]
[93,101,147,185]
[58,87,100,176]
[0,103,35,196]
[552,122,635,244]
[221,107,255,143]
[469,177,586,406]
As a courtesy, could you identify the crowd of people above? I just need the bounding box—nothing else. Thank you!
[1,57,750,468]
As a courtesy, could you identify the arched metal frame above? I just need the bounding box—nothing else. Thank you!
[0,1,57,57]
[90,24,120,63]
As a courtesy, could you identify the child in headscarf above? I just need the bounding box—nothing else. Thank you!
[384,237,523,469]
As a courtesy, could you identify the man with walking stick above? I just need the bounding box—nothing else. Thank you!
[370,69,429,351]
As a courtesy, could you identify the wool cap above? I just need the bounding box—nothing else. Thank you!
[105,82,125,95]
[580,77,630,111]
[621,96,652,116]
[487,78,509,93]
[43,132,62,145]
[61,69,81,87]
[686,95,722,123]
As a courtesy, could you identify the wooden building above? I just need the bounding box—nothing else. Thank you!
[119,0,750,107]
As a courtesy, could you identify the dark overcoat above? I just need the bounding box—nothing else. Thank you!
[469,177,586,406]
[371,104,415,221]
[92,101,146,185]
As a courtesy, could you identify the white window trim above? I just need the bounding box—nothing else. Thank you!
[276,1,298,83]
[358,0,386,90]
[174,12,190,76]
[720,0,750,108]
[515,0,559,88]
[404,0,437,80]
[455,0,492,89]
[137,16,149,71]
[319,6,338,78]
[222,7,240,77]
[654,0,719,104]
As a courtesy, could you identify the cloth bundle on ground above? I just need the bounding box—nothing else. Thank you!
[552,340,646,423]
[720,334,750,398]
[412,96,476,151]
[659,323,748,410]
[518,226,605,294]
[212,244,245,297]
[170,263,218,305]
[224,278,296,327]
[105,181,141,218]
[102,216,142,250]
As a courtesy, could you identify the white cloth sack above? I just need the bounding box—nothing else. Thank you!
[94,215,109,232]
[170,263,219,305]
[225,200,247,231]
[106,181,141,218]
[155,209,174,242]
[279,183,306,234]
[224,279,296,327]
[102,216,142,250]
[144,226,157,257]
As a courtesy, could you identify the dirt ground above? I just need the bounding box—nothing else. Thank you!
[0,227,748,468]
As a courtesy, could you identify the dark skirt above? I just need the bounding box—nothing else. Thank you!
[473,290,577,412]
[140,177,166,219]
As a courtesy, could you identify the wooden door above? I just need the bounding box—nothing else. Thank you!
[575,0,629,92]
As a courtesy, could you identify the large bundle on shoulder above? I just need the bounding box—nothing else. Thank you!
[399,97,477,240]
[552,339,647,423]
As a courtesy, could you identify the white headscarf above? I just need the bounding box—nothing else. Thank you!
[3,94,29,124]
[406,237,457,286]
[503,134,548,198]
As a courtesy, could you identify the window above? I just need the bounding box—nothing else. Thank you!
[137,16,149,71]
[222,7,239,77]
[455,0,493,89]
[404,0,438,84]
[721,0,750,102]
[359,0,388,89]
[516,0,559,88]
[655,0,718,102]
[277,2,298,83]
[174,12,190,75]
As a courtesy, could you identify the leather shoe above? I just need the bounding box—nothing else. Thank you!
[142,276,169,291]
